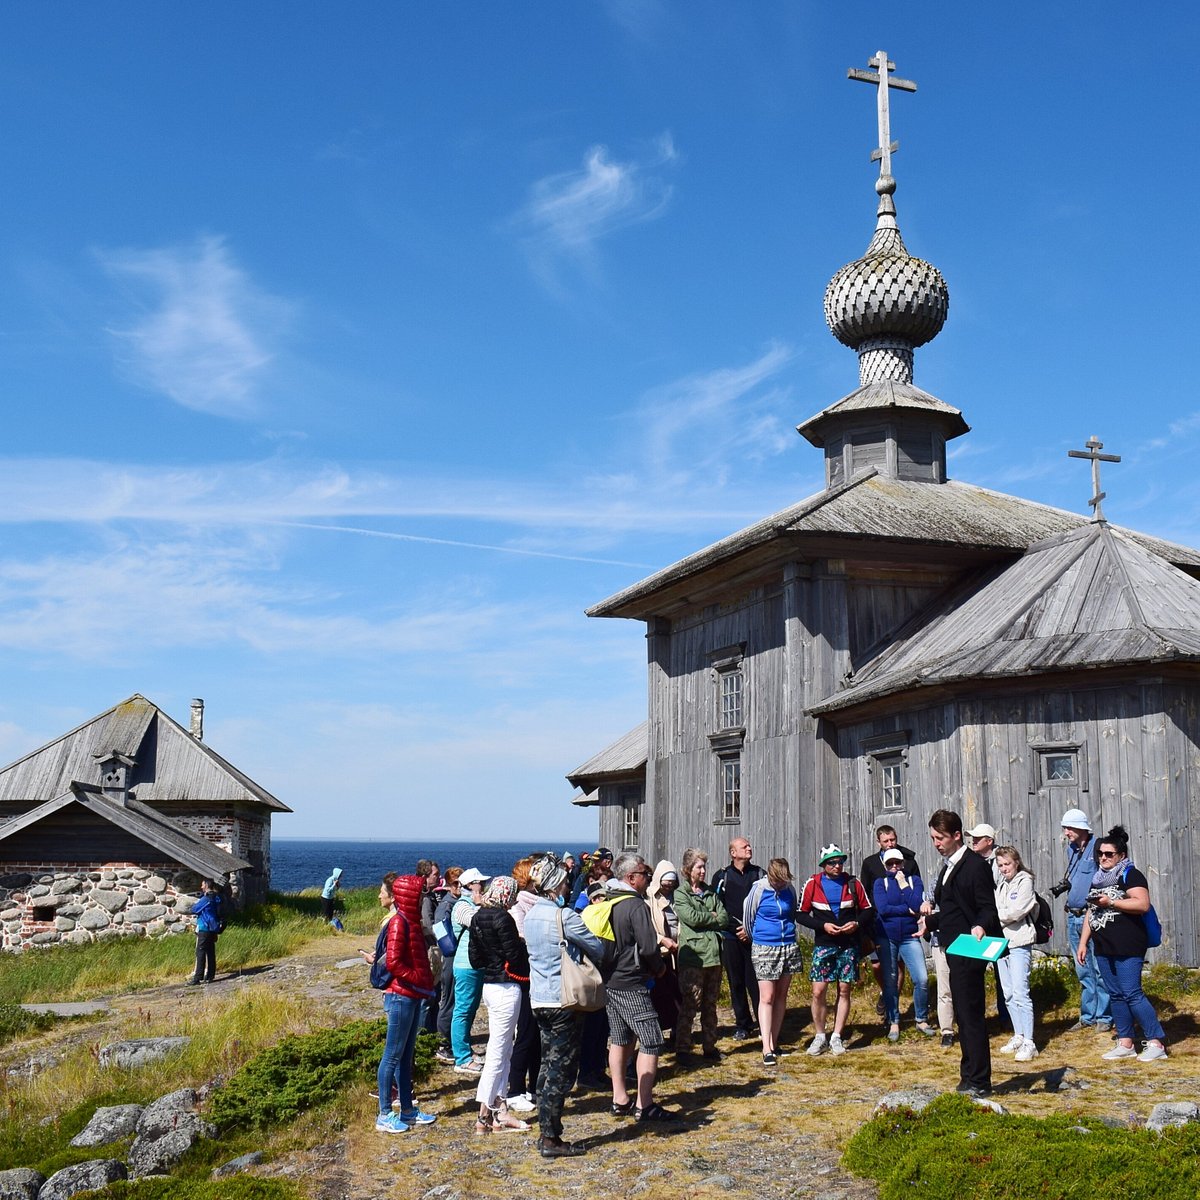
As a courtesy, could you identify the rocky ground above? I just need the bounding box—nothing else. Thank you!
[9,943,1200,1200]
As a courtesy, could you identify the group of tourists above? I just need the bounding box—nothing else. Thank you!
[360,803,1170,1148]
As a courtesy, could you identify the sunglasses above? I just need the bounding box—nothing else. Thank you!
[1097,850,1120,859]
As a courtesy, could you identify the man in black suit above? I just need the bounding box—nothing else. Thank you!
[921,809,1000,1097]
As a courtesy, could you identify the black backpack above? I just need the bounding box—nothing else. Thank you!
[1032,891,1054,945]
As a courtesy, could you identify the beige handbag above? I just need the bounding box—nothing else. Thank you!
[558,908,606,1012]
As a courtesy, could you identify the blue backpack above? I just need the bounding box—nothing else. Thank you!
[1121,865,1162,949]
[370,920,394,990]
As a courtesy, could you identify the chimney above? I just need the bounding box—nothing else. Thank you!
[190,698,205,741]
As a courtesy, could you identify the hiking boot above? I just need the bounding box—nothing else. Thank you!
[806,1033,827,1056]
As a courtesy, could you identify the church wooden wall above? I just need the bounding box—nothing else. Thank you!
[836,680,1198,966]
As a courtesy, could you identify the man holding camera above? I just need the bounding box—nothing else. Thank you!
[1059,808,1112,1031]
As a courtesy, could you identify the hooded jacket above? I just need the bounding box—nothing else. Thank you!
[385,874,437,1000]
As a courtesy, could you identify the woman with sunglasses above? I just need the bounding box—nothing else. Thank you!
[1076,826,1167,1062]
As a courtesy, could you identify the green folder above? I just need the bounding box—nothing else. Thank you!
[946,933,1008,961]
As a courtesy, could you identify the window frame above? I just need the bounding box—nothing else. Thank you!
[863,731,911,816]
[1028,740,1088,794]
[715,752,742,825]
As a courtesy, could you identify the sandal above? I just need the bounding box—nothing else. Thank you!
[474,1114,493,1135]
[611,1098,636,1117]
[634,1102,678,1122]
[492,1105,531,1132]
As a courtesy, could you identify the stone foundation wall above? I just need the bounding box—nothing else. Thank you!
[0,864,217,953]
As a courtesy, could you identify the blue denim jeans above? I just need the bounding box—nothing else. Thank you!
[1067,913,1112,1026]
[876,935,929,1025]
[377,992,420,1116]
[451,967,484,1065]
[997,945,1034,1041]
[1095,954,1165,1044]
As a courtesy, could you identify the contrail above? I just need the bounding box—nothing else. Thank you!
[267,521,654,568]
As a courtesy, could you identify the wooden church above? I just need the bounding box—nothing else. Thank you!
[570,53,1200,966]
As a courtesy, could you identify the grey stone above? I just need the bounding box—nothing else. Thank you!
[123,905,167,923]
[0,908,20,922]
[174,893,199,912]
[96,926,140,940]
[420,1189,459,1200]
[132,889,157,905]
[0,1167,43,1200]
[136,1088,198,1138]
[50,878,81,895]
[98,1038,190,1071]
[0,873,33,889]
[63,930,92,945]
[146,876,167,893]
[874,1087,939,1114]
[22,1001,108,1017]
[78,910,110,931]
[133,870,150,880]
[37,1160,125,1200]
[970,1096,1008,1115]
[30,932,59,945]
[70,1104,143,1147]
[128,1123,213,1178]
[27,885,50,899]
[1146,1101,1200,1132]
[212,1152,264,1178]
[56,904,84,918]
[699,1176,736,1189]
[87,889,128,913]
[54,917,75,932]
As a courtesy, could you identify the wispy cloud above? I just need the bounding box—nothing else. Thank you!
[98,236,293,419]
[517,135,678,289]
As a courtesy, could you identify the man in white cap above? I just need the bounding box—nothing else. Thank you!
[965,822,1006,1024]
[1060,809,1113,1031]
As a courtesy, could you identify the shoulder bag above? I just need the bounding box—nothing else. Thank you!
[557,907,606,1012]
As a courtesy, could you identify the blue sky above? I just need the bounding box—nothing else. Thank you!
[1,4,1197,841]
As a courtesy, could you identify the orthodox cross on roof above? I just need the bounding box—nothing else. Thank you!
[847,50,917,208]
[1067,435,1121,522]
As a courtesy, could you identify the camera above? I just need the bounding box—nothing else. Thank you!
[1049,880,1070,898]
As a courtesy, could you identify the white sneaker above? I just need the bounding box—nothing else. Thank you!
[506,1092,536,1112]
[1102,1044,1137,1060]
[829,1033,847,1056]
[806,1033,827,1056]
[999,1034,1022,1054]
[1014,1039,1039,1063]
[1137,1042,1168,1062]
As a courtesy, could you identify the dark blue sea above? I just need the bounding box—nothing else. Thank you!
[270,839,589,894]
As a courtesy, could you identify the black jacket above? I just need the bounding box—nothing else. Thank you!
[467,907,529,984]
[859,845,922,893]
[711,862,765,928]
[928,849,1000,944]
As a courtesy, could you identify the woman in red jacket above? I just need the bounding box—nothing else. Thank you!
[375,873,439,1134]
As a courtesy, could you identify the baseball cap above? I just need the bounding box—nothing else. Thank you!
[459,867,491,887]
[966,823,996,840]
[881,848,905,864]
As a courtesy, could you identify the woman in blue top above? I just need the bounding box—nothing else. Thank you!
[743,858,802,1066]
[872,849,934,1041]
[189,879,222,986]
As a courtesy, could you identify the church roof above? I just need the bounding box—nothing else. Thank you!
[810,521,1200,717]
[566,722,647,790]
[0,694,291,812]
[796,379,968,446]
[588,470,1200,620]
[0,784,251,881]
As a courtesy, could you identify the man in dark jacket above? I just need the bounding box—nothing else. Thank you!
[921,809,1001,1097]
[711,837,765,1039]
[604,852,674,1122]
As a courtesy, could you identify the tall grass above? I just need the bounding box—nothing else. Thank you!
[0,890,384,1004]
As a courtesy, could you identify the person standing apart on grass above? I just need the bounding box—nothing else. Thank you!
[673,848,730,1061]
[744,857,803,1066]
[920,809,1000,1098]
[994,846,1038,1062]
[469,875,531,1133]
[605,852,676,1123]
[524,853,605,1158]
[321,866,343,925]
[1076,825,1167,1063]
[872,849,934,1041]
[189,879,222,986]
[712,837,765,1041]
[1060,808,1113,1031]
[799,846,871,1057]
[374,873,438,1134]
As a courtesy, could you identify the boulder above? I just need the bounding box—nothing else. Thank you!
[1146,1101,1200,1132]
[132,889,157,905]
[78,910,110,931]
[56,904,84,918]
[49,878,81,896]
[173,894,199,912]
[54,918,75,932]
[146,876,167,894]
[128,1128,199,1178]
[98,1038,190,1071]
[136,1089,198,1138]
[874,1087,940,1115]
[29,933,60,946]
[123,905,167,923]
[63,930,92,945]
[0,1168,43,1200]
[87,890,128,914]
[0,873,33,889]
[37,1160,125,1200]
[27,885,50,899]
[0,908,21,922]
[212,1152,264,1178]
[69,1104,143,1148]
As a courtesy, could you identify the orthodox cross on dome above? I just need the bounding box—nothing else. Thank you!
[847,50,917,210]
[1067,435,1121,522]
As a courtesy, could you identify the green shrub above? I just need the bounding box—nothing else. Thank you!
[844,1094,1200,1200]
[0,1003,57,1048]
[1146,963,1200,998]
[1029,956,1077,1011]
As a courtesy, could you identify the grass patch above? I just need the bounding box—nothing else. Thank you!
[1146,963,1200,998]
[0,892,385,1005]
[1029,956,1078,1013]
[79,1180,307,1199]
[844,1094,1200,1199]
[0,1003,58,1048]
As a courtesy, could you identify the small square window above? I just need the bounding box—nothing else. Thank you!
[1044,754,1075,782]
[622,801,640,850]
[880,757,906,810]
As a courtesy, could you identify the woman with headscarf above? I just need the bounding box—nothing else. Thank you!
[468,875,531,1132]
[744,857,804,1065]
[673,847,730,1060]
[1076,825,1167,1062]
[372,873,438,1134]
[523,853,605,1157]
[647,860,682,1042]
